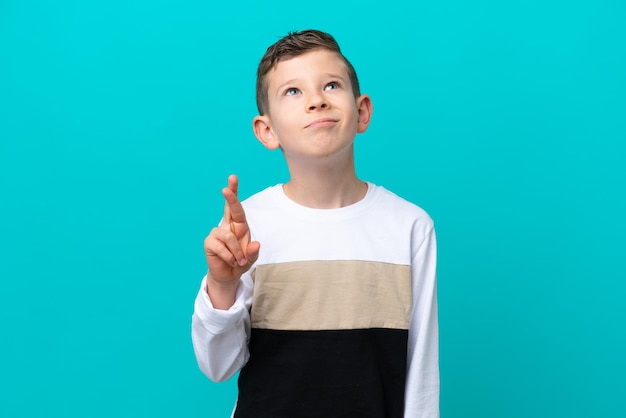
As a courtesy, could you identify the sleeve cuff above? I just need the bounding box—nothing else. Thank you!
[193,275,249,335]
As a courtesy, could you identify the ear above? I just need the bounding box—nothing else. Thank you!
[253,115,280,150]
[356,94,373,134]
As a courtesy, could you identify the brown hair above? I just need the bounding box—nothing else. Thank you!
[255,29,361,115]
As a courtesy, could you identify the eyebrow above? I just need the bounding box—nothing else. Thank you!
[325,73,346,81]
[275,79,299,95]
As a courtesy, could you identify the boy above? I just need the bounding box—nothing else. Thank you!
[192,30,439,417]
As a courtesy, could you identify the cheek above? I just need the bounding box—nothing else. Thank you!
[274,118,292,130]
[271,121,295,140]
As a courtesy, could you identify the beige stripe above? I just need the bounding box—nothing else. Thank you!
[250,260,411,331]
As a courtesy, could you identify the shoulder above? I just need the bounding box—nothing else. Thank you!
[368,183,434,230]
[240,184,283,209]
[239,185,286,229]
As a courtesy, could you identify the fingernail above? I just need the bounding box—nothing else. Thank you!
[239,258,247,266]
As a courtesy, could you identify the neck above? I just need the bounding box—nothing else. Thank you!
[283,152,367,209]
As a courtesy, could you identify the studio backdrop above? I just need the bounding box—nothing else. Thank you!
[1,0,624,417]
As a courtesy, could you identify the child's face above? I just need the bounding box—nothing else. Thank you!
[253,49,371,163]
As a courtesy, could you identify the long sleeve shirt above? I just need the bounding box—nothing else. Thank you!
[192,183,439,417]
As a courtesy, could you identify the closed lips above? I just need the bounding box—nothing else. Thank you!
[305,118,337,128]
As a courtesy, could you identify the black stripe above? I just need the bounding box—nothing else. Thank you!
[234,328,408,418]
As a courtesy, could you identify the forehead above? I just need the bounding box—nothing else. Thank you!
[266,49,349,90]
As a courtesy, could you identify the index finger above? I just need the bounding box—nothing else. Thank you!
[222,174,238,224]
[223,188,247,225]
[222,176,247,225]
[227,174,239,199]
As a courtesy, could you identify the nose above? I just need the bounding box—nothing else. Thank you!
[307,92,328,111]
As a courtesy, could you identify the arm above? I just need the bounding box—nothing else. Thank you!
[191,175,260,382]
[405,226,439,417]
[191,271,253,382]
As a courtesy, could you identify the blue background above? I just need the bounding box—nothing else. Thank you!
[1,0,625,417]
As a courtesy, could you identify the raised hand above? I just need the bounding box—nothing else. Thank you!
[204,174,260,309]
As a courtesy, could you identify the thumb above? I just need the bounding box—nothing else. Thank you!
[245,241,261,266]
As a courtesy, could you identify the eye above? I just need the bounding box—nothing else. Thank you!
[285,87,300,96]
[324,81,340,90]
